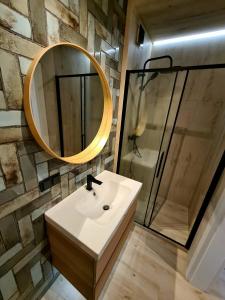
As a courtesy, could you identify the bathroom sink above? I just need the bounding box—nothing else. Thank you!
[73,180,131,221]
[45,170,142,258]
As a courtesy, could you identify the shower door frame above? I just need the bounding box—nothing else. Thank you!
[117,63,225,249]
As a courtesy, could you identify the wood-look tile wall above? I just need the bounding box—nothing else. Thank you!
[0,0,127,299]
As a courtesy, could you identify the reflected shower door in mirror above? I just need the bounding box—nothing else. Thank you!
[31,45,104,157]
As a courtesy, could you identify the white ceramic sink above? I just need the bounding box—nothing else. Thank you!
[74,180,130,222]
[45,170,142,259]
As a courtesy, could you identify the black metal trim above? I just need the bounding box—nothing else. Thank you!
[56,72,98,78]
[55,76,64,157]
[83,76,86,149]
[80,76,84,150]
[39,172,60,192]
[147,70,189,227]
[147,150,225,249]
[128,62,225,74]
[116,62,225,249]
[147,226,186,248]
[56,73,98,154]
[116,71,130,173]
[185,150,225,249]
[144,71,179,225]
[156,151,165,178]
[143,55,173,69]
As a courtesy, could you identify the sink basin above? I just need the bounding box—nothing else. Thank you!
[74,180,131,222]
[45,170,142,258]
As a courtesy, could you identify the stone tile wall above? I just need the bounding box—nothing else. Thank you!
[0,0,127,299]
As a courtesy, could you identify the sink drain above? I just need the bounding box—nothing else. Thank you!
[103,205,110,211]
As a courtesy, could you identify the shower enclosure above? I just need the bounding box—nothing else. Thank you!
[117,57,225,248]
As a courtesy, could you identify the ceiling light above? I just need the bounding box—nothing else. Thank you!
[153,28,225,46]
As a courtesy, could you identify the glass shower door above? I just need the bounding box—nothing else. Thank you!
[144,71,188,226]
[148,67,225,246]
[118,69,177,225]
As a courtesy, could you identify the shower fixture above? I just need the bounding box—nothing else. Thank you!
[138,55,173,90]
[118,60,225,249]
[140,71,159,91]
[134,55,174,139]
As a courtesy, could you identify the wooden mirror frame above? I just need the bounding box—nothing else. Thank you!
[24,42,113,164]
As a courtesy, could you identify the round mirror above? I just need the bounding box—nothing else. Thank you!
[24,43,112,164]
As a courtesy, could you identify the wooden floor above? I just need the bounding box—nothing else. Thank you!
[151,201,189,245]
[42,225,222,300]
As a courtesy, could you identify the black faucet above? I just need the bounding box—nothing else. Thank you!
[86,174,102,191]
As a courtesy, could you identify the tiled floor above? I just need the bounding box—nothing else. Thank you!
[42,224,222,300]
[41,275,85,300]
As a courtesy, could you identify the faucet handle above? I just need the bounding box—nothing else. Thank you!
[86,174,102,191]
[87,174,94,181]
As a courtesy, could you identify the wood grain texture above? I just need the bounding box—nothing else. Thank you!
[151,201,189,245]
[134,0,225,39]
[46,200,137,300]
[95,200,137,282]
[95,219,133,299]
[47,224,95,299]
[42,225,222,300]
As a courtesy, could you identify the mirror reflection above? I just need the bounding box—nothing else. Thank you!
[30,45,104,157]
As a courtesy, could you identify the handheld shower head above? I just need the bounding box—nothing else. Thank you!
[150,71,159,80]
[140,71,159,91]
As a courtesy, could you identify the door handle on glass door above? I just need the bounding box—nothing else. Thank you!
[156,151,164,178]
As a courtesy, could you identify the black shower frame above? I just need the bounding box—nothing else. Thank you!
[116,63,225,249]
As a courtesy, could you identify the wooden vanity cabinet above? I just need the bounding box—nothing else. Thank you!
[46,200,137,300]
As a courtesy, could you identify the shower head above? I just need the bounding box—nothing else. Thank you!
[150,72,159,80]
[140,71,159,91]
